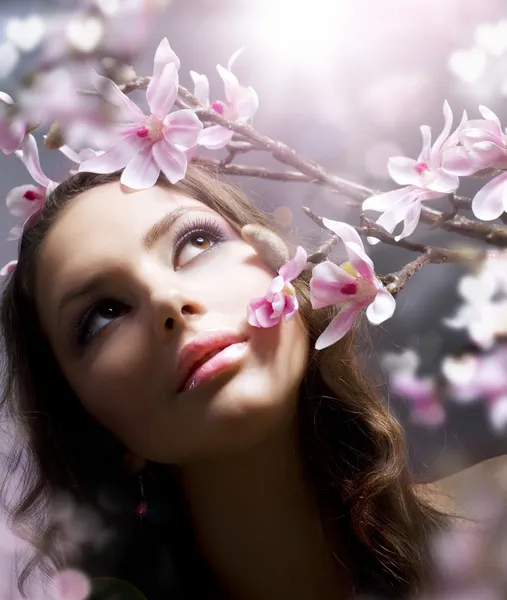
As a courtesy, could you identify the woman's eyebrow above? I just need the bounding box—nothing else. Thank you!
[142,205,212,249]
[57,274,109,322]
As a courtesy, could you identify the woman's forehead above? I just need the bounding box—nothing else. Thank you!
[42,182,209,253]
[64,181,207,224]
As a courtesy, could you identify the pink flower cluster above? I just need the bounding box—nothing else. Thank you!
[363,101,507,244]
[381,343,507,432]
[442,344,507,432]
[0,36,258,275]
[381,349,445,427]
[247,218,396,350]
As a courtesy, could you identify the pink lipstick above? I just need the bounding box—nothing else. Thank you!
[176,331,249,393]
[181,341,248,392]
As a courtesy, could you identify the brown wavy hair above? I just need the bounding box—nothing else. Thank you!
[0,164,447,598]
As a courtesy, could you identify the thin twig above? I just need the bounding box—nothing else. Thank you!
[200,158,322,183]
[197,158,507,247]
[302,206,468,260]
[381,253,434,295]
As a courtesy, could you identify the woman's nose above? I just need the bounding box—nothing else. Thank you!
[149,286,205,339]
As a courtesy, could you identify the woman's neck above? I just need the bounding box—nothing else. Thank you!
[177,418,351,600]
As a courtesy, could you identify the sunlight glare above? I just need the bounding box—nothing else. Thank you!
[255,0,349,67]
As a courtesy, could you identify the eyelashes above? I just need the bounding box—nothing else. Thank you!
[71,215,228,349]
[172,215,227,266]
[73,298,128,348]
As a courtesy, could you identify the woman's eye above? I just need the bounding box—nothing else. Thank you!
[76,299,129,347]
[177,232,217,267]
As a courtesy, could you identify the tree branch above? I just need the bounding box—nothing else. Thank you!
[77,78,507,250]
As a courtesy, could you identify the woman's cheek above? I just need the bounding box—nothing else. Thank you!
[199,248,274,310]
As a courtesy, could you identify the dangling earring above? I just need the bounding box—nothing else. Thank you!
[136,472,148,519]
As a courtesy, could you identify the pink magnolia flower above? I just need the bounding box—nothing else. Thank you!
[309,218,396,350]
[391,372,444,426]
[79,38,202,189]
[19,65,113,151]
[383,349,445,426]
[191,48,259,150]
[443,345,507,432]
[363,101,467,244]
[6,134,57,240]
[0,92,27,154]
[247,246,307,328]
[443,265,507,350]
[443,106,507,221]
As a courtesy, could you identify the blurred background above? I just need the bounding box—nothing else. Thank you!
[0,0,506,484]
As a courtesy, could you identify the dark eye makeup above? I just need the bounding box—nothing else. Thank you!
[71,215,227,349]
[172,215,226,266]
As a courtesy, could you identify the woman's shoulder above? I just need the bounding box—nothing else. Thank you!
[414,454,507,519]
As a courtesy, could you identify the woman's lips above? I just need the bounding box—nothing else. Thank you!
[181,341,248,392]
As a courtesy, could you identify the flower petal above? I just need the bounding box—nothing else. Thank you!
[489,396,507,432]
[152,37,180,80]
[479,105,502,128]
[279,246,307,283]
[366,286,396,324]
[19,134,49,187]
[417,125,432,163]
[190,71,210,106]
[471,171,507,221]
[151,138,188,184]
[310,261,357,309]
[362,186,411,213]
[6,184,40,218]
[425,168,459,193]
[394,199,422,242]
[413,404,446,427]
[344,241,374,281]
[468,141,505,170]
[79,134,144,174]
[163,109,202,148]
[268,274,285,295]
[270,291,286,319]
[314,303,362,350]
[234,86,259,122]
[7,224,23,241]
[321,217,363,248]
[147,62,178,119]
[227,47,245,72]
[469,319,495,350]
[388,157,420,186]
[198,125,233,150]
[0,118,25,154]
[441,146,481,176]
[92,70,145,122]
[58,144,82,163]
[120,144,160,190]
[461,124,502,148]
[247,297,279,328]
[217,64,241,105]
[0,259,17,276]
[284,294,298,320]
[440,109,468,154]
[430,99,453,164]
[458,273,497,302]
[367,192,420,245]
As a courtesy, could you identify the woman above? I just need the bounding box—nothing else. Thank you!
[0,163,489,599]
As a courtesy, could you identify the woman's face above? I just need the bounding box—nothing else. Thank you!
[36,181,309,465]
